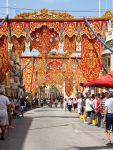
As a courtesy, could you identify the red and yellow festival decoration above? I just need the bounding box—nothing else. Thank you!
[65,58,74,96]
[30,26,59,57]
[36,58,46,86]
[80,34,102,82]
[12,36,25,56]
[0,9,109,95]
[65,78,73,97]
[46,59,64,86]
[0,22,8,83]
[64,35,76,54]
[21,58,36,95]
[0,35,9,83]
[75,65,86,93]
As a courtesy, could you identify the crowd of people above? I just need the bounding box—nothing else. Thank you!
[1,87,113,145]
[63,91,113,146]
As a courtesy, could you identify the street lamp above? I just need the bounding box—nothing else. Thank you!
[6,0,9,15]
[99,0,101,17]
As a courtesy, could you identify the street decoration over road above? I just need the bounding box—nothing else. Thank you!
[0,8,110,96]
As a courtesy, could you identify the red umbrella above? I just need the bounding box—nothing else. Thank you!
[80,71,113,88]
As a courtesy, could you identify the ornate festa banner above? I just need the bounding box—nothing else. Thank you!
[80,34,102,82]
[75,65,86,92]
[64,35,76,54]
[64,22,76,37]
[63,22,77,54]
[30,22,60,34]
[65,78,73,97]
[12,36,25,56]
[0,22,8,38]
[30,26,59,57]
[65,58,74,79]
[64,59,74,96]
[46,59,64,86]
[21,58,35,94]
[78,21,108,39]
[0,36,9,83]
[10,22,25,38]
[36,59,46,86]
[30,72,36,96]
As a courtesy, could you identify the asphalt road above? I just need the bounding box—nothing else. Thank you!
[0,106,113,150]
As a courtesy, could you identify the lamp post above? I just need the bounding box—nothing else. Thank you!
[99,0,101,17]
[6,0,9,15]
[112,0,113,11]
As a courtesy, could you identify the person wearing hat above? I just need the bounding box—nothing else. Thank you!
[0,89,10,140]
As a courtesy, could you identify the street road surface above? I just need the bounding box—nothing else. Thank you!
[0,107,113,150]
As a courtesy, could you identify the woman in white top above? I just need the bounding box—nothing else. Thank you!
[0,89,10,140]
[77,96,83,115]
[63,99,67,112]
[85,96,93,124]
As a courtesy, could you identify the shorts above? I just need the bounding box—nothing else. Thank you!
[15,106,19,110]
[86,111,92,117]
[106,113,113,131]
[0,110,9,126]
[74,104,77,108]
[20,106,25,112]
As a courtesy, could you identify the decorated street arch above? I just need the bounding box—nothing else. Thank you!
[0,9,110,96]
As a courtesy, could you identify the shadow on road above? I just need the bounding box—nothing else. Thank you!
[29,123,70,130]
[0,117,33,150]
[34,115,79,119]
[62,145,113,150]
[34,109,63,112]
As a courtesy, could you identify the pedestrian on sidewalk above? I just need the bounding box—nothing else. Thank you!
[54,99,58,108]
[67,98,72,112]
[73,98,78,112]
[77,95,83,116]
[104,92,113,146]
[7,97,15,128]
[85,96,94,124]
[14,96,20,118]
[63,99,67,112]
[95,94,102,127]
[20,97,26,117]
[0,89,11,140]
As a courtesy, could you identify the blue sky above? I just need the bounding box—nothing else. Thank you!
[0,0,113,18]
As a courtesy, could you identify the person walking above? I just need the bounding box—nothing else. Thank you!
[0,89,10,140]
[73,98,78,112]
[20,97,26,117]
[77,95,83,116]
[95,94,102,127]
[8,97,15,128]
[104,92,113,145]
[14,96,20,118]
[85,96,94,124]
[63,99,67,112]
[54,99,58,108]
[67,98,72,112]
